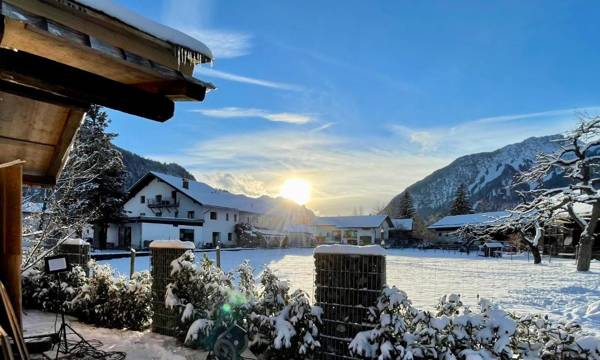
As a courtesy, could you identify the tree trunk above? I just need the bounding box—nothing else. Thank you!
[530,244,542,264]
[576,234,594,271]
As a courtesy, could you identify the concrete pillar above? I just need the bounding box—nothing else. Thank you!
[150,240,195,336]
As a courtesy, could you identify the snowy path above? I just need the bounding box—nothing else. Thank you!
[101,248,600,334]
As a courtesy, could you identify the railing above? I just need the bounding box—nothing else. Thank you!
[147,199,179,208]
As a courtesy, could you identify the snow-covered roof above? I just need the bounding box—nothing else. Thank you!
[61,238,90,246]
[428,211,511,230]
[133,172,297,215]
[149,240,195,249]
[315,215,392,228]
[74,0,213,61]
[284,224,314,234]
[480,241,504,248]
[254,228,287,237]
[392,218,413,231]
[314,244,386,256]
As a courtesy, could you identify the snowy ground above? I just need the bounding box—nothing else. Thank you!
[100,248,600,335]
[23,310,209,360]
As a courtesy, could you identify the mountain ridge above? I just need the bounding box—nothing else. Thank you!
[384,135,565,222]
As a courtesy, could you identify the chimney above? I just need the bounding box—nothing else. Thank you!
[182,178,189,189]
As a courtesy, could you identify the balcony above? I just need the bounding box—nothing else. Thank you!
[147,199,180,208]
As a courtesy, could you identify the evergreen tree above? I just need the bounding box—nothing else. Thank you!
[450,183,472,215]
[394,191,415,218]
[55,105,126,225]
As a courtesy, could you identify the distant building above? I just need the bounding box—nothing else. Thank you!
[314,215,394,245]
[100,172,311,249]
[388,218,415,247]
[428,211,510,243]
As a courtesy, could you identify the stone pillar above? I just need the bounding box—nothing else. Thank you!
[58,238,90,273]
[314,245,386,359]
[150,240,195,336]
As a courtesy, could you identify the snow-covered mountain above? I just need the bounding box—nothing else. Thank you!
[385,135,565,221]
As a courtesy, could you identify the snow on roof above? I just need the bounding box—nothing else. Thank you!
[254,228,287,237]
[61,238,89,246]
[315,215,390,228]
[480,241,504,248]
[149,240,195,249]
[392,218,413,231]
[146,172,295,215]
[428,211,511,229]
[314,244,386,256]
[284,224,314,234]
[74,0,213,61]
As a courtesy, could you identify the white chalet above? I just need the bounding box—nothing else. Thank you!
[314,215,393,245]
[102,172,312,249]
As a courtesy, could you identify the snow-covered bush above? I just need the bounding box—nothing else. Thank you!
[22,261,152,331]
[166,251,322,358]
[350,286,600,360]
[22,264,87,312]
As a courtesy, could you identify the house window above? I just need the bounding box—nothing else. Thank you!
[187,211,195,219]
[183,179,189,189]
[212,232,220,246]
[226,213,229,221]
[210,211,217,220]
[172,190,177,199]
[140,212,145,216]
[156,212,162,217]
[228,233,232,242]
[180,229,194,242]
[234,214,238,222]
[174,211,179,218]
[156,194,162,202]
[140,195,145,204]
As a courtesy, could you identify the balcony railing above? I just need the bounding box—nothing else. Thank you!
[147,199,179,208]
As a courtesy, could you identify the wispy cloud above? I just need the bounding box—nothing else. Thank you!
[193,107,314,124]
[389,106,600,154]
[183,29,252,59]
[195,68,303,91]
[162,0,251,59]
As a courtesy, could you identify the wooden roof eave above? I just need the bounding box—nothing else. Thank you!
[0,17,214,102]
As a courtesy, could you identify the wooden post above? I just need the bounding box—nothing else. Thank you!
[216,242,221,269]
[0,160,24,328]
[130,248,136,279]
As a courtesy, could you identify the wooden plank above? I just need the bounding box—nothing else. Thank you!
[0,136,54,177]
[47,108,85,178]
[0,161,23,329]
[0,47,174,121]
[0,80,89,109]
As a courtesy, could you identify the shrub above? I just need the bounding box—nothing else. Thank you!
[349,286,600,360]
[166,251,322,358]
[22,261,153,331]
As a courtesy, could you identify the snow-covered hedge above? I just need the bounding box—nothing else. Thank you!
[349,286,600,360]
[165,251,322,358]
[22,261,153,331]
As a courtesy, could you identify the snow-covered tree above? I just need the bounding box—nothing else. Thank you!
[450,184,472,215]
[394,192,416,219]
[511,116,600,271]
[55,105,126,232]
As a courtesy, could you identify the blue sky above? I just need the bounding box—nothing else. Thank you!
[108,0,600,215]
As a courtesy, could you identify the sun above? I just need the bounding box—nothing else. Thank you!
[280,178,311,205]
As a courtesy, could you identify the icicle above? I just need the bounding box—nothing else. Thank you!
[175,46,207,69]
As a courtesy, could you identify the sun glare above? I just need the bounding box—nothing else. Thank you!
[280,178,311,205]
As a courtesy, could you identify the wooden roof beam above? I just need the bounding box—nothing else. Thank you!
[0,48,174,121]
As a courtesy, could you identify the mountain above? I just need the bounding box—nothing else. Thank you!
[384,135,566,222]
[116,146,195,189]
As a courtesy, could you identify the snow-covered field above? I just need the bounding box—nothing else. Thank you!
[100,248,600,334]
